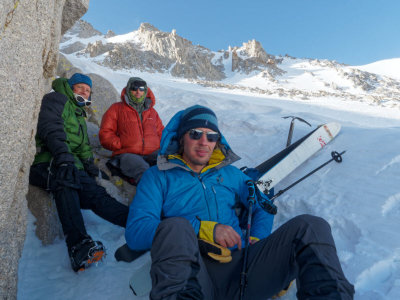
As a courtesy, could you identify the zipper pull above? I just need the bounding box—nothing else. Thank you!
[212,186,216,195]
[198,175,206,189]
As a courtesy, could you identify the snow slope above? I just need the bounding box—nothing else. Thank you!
[17,52,400,299]
[357,58,400,80]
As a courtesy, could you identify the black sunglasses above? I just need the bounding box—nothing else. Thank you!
[131,86,146,92]
[131,80,146,92]
[188,129,219,142]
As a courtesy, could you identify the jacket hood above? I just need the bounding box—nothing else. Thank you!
[120,86,156,108]
[157,108,241,171]
[52,78,86,112]
[52,78,75,101]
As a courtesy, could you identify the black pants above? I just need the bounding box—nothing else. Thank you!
[29,163,128,249]
[150,216,354,300]
[107,151,158,184]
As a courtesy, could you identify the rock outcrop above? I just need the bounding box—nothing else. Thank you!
[0,1,89,298]
[231,40,285,76]
[62,22,286,82]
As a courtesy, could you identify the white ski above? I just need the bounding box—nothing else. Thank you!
[256,122,341,194]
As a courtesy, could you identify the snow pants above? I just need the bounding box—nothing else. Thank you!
[108,151,158,184]
[29,163,129,249]
[150,215,354,300]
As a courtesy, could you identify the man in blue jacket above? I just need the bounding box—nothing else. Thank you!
[125,105,354,299]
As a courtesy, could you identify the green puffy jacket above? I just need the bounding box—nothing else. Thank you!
[33,78,92,169]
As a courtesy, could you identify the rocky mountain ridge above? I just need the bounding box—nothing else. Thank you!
[61,20,400,109]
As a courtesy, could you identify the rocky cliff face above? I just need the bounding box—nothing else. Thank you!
[64,21,281,81]
[0,1,89,298]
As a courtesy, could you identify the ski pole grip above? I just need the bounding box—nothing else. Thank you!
[251,181,278,215]
[246,180,256,204]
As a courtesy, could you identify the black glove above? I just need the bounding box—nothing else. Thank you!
[198,239,232,263]
[83,157,99,177]
[55,163,81,190]
[83,157,110,180]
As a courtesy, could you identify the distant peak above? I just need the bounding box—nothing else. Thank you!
[139,23,159,32]
[73,20,102,38]
[105,30,116,38]
[241,39,268,58]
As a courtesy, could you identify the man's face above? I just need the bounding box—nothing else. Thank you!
[130,89,145,99]
[130,80,146,99]
[182,127,218,172]
[73,83,91,100]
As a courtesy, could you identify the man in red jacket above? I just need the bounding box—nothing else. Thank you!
[99,77,164,185]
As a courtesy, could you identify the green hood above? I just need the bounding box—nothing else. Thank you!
[52,78,76,103]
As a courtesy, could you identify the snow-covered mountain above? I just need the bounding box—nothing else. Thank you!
[17,20,400,300]
[357,58,400,80]
[61,20,400,110]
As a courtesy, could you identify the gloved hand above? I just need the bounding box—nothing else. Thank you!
[198,239,232,263]
[82,157,99,177]
[82,157,110,180]
[55,163,81,190]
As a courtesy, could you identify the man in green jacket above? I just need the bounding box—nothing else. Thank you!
[30,73,128,272]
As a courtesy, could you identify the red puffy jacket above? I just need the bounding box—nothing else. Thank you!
[99,87,164,156]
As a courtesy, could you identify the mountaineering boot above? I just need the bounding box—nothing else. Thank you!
[69,238,106,272]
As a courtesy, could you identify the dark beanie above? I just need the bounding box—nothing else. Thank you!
[177,105,219,140]
[68,73,92,89]
[126,77,147,90]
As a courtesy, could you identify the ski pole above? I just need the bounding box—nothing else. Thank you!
[240,180,257,300]
[270,151,345,201]
[282,116,311,147]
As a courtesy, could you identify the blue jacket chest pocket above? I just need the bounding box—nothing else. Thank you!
[210,181,239,223]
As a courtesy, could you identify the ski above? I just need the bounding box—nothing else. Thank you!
[256,122,341,194]
[242,125,320,181]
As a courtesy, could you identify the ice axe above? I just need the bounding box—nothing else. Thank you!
[282,116,311,147]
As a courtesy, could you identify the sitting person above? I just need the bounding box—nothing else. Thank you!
[29,73,129,272]
[125,105,354,299]
[99,77,164,185]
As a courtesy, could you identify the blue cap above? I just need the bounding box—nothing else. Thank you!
[177,105,219,140]
[68,73,92,89]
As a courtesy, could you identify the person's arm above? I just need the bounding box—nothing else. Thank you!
[155,111,164,139]
[125,167,164,250]
[36,93,75,166]
[99,104,121,151]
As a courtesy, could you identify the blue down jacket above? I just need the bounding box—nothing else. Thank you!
[125,109,275,250]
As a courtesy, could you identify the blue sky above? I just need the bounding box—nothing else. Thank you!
[82,0,400,65]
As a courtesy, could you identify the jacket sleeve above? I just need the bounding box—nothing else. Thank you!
[147,87,164,139]
[36,92,75,166]
[155,111,164,139]
[239,172,274,240]
[125,167,164,250]
[99,104,121,151]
